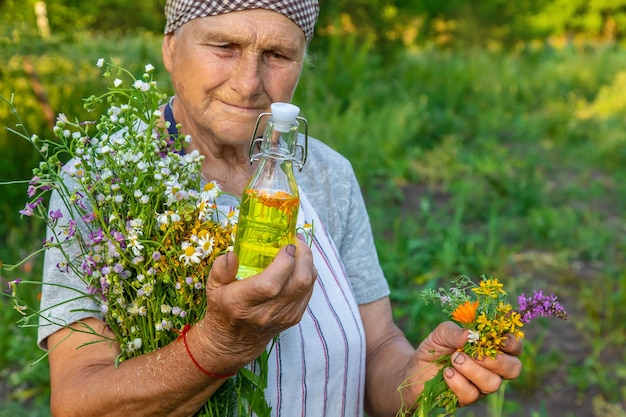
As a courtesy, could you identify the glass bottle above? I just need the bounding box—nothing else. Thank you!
[234,102,308,279]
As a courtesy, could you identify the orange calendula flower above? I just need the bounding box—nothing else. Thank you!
[451,300,479,324]
[246,189,299,216]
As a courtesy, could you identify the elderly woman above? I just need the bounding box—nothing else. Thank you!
[38,1,522,416]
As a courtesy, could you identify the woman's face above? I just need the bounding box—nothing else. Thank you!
[162,9,306,148]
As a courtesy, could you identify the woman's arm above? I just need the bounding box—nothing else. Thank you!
[47,238,316,417]
[47,318,231,417]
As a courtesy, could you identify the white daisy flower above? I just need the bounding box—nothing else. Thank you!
[198,233,215,257]
[179,242,201,265]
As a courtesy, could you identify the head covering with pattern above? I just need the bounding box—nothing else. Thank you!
[165,0,320,44]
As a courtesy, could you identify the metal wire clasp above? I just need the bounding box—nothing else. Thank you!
[248,112,309,171]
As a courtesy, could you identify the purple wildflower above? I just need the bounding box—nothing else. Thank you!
[5,278,22,296]
[100,276,108,289]
[50,209,63,221]
[19,197,44,216]
[19,205,34,216]
[27,176,41,197]
[152,251,162,261]
[66,220,77,240]
[518,290,569,324]
[111,230,125,243]
[90,229,105,244]
[107,241,121,257]
[75,197,87,211]
[82,258,96,276]
[7,278,22,289]
[56,262,69,273]
[82,213,96,223]
[87,286,100,295]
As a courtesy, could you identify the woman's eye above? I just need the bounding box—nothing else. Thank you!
[205,43,234,51]
[267,51,286,60]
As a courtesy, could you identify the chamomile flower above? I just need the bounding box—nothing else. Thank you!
[164,179,187,206]
[179,242,201,265]
[197,231,215,257]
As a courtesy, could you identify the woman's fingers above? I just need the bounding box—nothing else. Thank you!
[444,349,522,405]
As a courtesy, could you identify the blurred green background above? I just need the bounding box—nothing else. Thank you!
[1,1,625,416]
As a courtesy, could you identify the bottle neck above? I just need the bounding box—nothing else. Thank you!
[259,119,299,161]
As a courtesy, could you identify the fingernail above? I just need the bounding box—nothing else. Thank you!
[453,352,466,365]
[296,233,305,242]
[286,244,296,257]
[502,334,512,348]
[444,367,455,378]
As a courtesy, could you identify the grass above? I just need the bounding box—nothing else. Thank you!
[1,28,625,415]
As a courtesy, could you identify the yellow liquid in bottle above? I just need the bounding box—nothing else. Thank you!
[235,189,299,279]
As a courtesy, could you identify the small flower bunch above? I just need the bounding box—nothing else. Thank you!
[3,60,270,417]
[398,275,569,417]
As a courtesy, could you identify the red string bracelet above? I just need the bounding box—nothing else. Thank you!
[177,324,237,379]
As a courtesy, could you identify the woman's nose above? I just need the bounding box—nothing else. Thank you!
[230,52,264,98]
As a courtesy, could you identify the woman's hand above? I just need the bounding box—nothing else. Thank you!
[411,321,523,406]
[196,233,316,372]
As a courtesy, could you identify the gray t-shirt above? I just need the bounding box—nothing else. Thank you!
[37,136,390,348]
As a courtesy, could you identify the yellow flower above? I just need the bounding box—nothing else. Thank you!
[476,312,491,331]
[451,300,479,324]
[472,277,506,298]
[496,301,512,314]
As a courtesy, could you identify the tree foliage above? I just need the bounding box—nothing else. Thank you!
[2,0,626,48]
[413,0,626,46]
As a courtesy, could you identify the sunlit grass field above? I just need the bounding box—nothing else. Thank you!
[1,30,625,416]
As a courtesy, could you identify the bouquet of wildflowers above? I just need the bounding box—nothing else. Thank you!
[398,275,569,417]
[3,60,271,416]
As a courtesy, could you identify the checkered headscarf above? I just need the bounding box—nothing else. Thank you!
[165,0,320,44]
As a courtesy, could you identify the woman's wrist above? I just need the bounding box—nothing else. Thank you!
[178,324,237,378]
[184,322,245,378]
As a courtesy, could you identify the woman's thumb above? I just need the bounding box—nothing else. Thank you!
[207,251,239,286]
[431,321,469,350]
